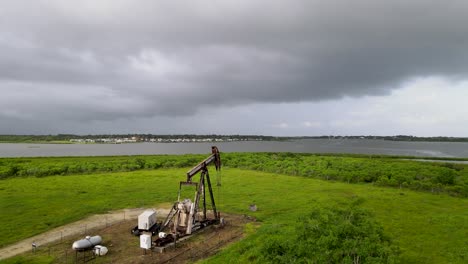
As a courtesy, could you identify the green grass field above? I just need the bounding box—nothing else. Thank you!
[1,168,467,263]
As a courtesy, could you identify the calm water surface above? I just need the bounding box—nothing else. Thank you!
[1,139,468,158]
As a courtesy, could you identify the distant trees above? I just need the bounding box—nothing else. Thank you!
[0,134,285,143]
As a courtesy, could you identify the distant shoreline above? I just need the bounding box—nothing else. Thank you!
[1,134,468,143]
[1,139,468,158]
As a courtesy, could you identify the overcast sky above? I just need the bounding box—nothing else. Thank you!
[1,0,468,136]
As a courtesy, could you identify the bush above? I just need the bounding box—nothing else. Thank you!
[260,202,400,263]
[1,153,467,197]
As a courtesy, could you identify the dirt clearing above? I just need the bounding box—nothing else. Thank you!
[0,208,152,261]
[1,209,256,263]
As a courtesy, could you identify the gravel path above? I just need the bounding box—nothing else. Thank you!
[0,208,169,260]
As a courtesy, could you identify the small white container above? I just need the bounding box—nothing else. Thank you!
[140,234,152,249]
[138,210,156,230]
[93,245,108,256]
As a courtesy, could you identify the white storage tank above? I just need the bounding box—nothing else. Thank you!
[140,233,152,249]
[138,210,157,230]
[72,236,102,250]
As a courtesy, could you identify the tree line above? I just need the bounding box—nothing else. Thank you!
[1,153,467,197]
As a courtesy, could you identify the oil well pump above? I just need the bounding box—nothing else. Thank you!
[133,146,222,248]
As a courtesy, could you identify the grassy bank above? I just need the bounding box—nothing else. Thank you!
[1,168,467,263]
[1,153,468,197]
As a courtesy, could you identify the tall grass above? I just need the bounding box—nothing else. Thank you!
[1,153,468,196]
[1,169,467,263]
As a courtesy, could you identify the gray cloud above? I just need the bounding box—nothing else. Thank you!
[1,0,468,133]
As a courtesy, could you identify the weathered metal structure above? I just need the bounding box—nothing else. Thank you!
[134,146,222,248]
[155,146,221,246]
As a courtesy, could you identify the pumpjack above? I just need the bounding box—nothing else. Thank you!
[154,146,222,246]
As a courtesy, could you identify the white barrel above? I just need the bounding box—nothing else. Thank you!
[93,245,108,256]
[72,236,103,250]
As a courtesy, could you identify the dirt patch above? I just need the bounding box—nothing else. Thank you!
[104,213,253,264]
[3,211,256,263]
[0,208,153,261]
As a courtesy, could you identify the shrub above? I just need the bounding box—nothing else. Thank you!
[260,202,400,263]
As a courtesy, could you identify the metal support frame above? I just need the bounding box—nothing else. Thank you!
[153,146,222,248]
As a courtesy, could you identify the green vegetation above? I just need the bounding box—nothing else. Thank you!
[1,168,467,263]
[224,153,468,197]
[0,135,75,143]
[1,153,467,263]
[206,169,468,264]
[1,153,468,196]
[0,170,180,248]
[0,155,205,179]
[254,201,399,263]
[1,255,54,264]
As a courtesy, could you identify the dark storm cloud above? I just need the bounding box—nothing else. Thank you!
[1,0,468,128]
